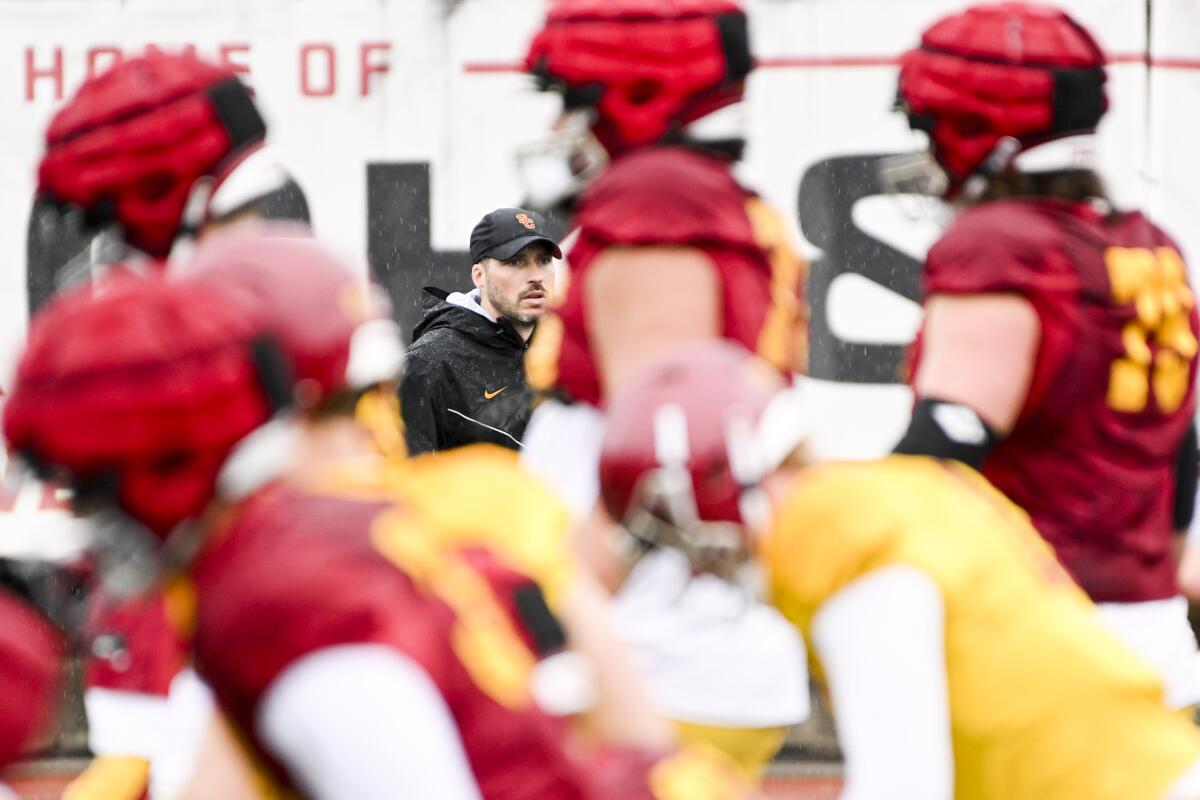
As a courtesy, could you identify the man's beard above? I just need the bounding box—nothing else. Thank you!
[486,283,539,326]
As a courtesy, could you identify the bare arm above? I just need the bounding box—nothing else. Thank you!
[1177,542,1200,599]
[585,246,720,399]
[176,712,268,800]
[913,294,1040,436]
[1178,494,1200,600]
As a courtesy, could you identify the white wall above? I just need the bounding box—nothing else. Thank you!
[2,0,1196,457]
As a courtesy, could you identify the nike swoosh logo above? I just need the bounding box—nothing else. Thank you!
[483,387,507,400]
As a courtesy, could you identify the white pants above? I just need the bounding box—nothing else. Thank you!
[85,668,216,799]
[612,548,809,727]
[1166,757,1200,799]
[522,401,810,728]
[1095,596,1200,709]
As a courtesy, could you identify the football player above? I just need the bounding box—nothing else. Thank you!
[600,340,1200,800]
[30,51,310,800]
[887,2,1200,707]
[6,233,749,799]
[174,225,675,758]
[517,0,809,772]
[50,191,656,800]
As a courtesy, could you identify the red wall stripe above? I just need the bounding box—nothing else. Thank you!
[463,53,1200,74]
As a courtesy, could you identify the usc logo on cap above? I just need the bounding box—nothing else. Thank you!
[515,213,537,230]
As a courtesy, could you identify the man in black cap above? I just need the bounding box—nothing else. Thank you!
[401,207,561,455]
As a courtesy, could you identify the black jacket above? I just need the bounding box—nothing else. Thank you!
[400,287,534,455]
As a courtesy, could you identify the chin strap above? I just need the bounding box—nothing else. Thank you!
[961,137,1022,201]
[960,133,1097,201]
[515,110,609,211]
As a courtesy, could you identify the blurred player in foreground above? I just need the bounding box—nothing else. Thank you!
[517,0,809,772]
[600,340,1200,800]
[886,2,1200,707]
[5,230,750,799]
[27,50,313,799]
[174,225,678,760]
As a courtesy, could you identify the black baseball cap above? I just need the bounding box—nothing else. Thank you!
[469,207,562,263]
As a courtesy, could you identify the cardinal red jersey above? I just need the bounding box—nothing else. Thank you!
[0,589,63,768]
[84,587,189,698]
[913,198,1199,603]
[189,482,621,799]
[526,147,807,406]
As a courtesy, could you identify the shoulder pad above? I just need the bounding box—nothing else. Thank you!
[574,148,757,250]
[925,201,1073,296]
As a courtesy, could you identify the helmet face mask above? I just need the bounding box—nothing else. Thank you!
[0,455,93,633]
[878,149,950,201]
[84,505,168,600]
[599,342,810,580]
[11,456,183,602]
[63,489,209,602]
[619,465,752,580]
[516,109,610,211]
[59,231,158,301]
[26,200,150,313]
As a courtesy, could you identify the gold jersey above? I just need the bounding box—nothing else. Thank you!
[763,455,1200,800]
[309,443,576,611]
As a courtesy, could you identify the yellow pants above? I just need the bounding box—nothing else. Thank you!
[674,721,789,782]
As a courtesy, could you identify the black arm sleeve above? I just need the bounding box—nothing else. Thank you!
[893,398,1000,471]
[1174,422,1199,532]
[399,355,442,456]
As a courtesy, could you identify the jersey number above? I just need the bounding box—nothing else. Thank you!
[1105,246,1197,414]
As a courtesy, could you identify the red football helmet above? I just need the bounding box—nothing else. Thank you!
[3,274,273,539]
[172,224,405,410]
[37,51,267,259]
[895,2,1108,198]
[524,0,752,157]
[598,341,809,572]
